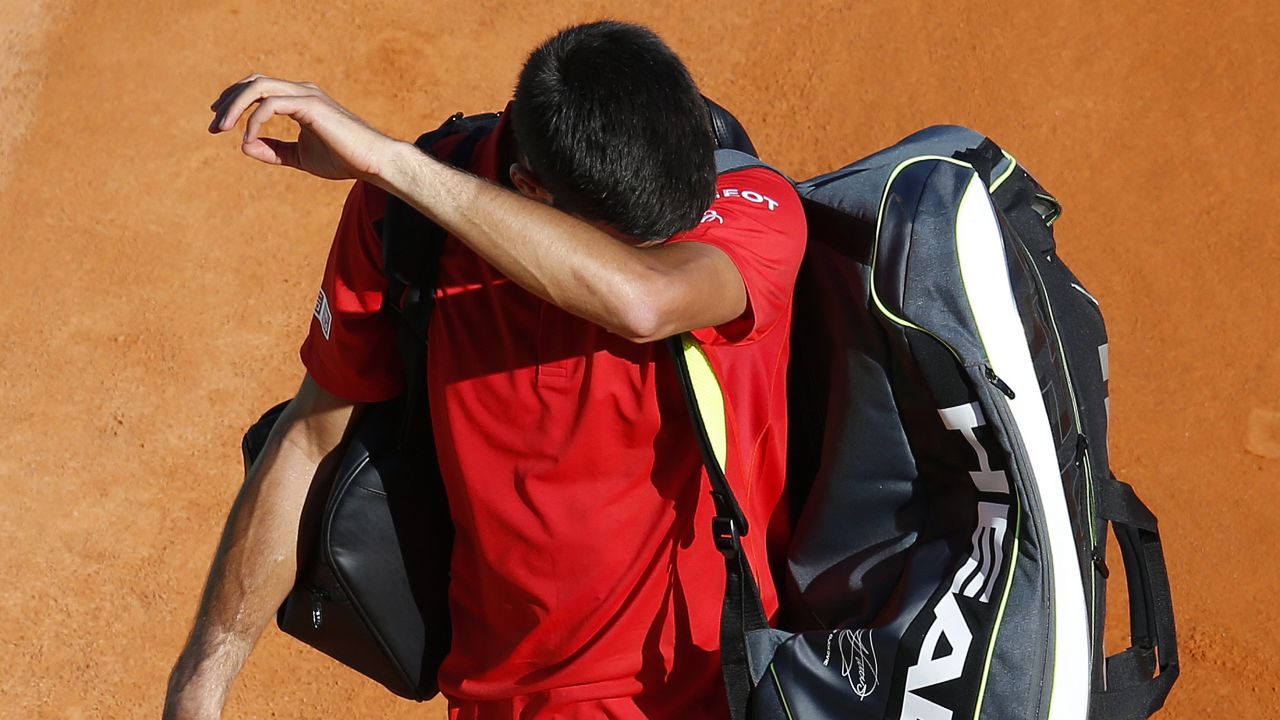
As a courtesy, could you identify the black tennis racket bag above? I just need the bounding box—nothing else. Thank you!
[682,127,1179,719]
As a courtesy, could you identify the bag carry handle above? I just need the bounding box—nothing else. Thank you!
[1089,475,1180,719]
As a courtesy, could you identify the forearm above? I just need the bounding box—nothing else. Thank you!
[376,141,668,340]
[167,391,353,716]
[170,443,312,683]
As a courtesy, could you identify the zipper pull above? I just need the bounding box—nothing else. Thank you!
[984,366,1016,399]
[1075,433,1090,467]
[311,589,327,629]
[1091,548,1110,579]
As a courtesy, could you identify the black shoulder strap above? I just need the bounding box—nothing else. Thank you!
[666,336,769,720]
[713,148,772,176]
[669,105,778,720]
[703,96,759,158]
[665,103,783,712]
[383,112,500,331]
[380,112,499,446]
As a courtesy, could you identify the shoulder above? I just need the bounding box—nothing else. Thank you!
[685,165,806,247]
[346,180,390,222]
[710,166,801,221]
[325,181,394,270]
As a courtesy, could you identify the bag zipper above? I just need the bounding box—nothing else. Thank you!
[1010,238,1101,652]
[311,587,328,629]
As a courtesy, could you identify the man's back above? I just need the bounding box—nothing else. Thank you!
[301,114,807,716]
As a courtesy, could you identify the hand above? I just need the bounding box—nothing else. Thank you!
[208,74,400,182]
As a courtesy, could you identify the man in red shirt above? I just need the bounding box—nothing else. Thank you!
[166,22,806,719]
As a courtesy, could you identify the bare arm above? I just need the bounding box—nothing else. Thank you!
[377,145,745,342]
[164,375,358,720]
[209,75,747,342]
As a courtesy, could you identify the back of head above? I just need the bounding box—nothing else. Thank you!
[513,21,717,242]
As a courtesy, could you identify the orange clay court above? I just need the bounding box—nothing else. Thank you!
[1,1,1277,718]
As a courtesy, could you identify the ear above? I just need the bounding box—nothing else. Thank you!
[509,163,555,205]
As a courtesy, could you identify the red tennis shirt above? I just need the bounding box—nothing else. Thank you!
[300,112,806,719]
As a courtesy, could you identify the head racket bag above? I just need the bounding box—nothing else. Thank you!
[674,127,1179,720]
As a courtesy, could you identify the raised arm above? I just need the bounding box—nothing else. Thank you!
[377,143,746,343]
[208,76,747,343]
[164,375,359,720]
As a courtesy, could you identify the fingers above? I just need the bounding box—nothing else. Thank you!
[208,73,265,131]
[242,95,311,144]
[209,75,320,134]
[234,95,308,168]
[241,137,300,168]
[208,73,262,111]
[209,74,380,181]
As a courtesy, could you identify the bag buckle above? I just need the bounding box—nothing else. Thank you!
[712,516,741,557]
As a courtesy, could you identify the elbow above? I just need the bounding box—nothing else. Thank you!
[616,305,667,344]
[611,273,673,344]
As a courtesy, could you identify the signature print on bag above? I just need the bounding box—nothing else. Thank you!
[823,628,880,700]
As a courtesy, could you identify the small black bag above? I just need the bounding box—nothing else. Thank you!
[242,396,451,701]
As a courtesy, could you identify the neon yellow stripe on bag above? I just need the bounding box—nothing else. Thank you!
[681,333,728,473]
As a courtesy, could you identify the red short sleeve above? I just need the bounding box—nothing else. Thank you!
[669,166,807,345]
[299,181,404,402]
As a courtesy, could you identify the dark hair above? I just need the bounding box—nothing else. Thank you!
[512,21,717,242]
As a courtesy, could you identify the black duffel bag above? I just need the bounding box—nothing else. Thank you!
[241,395,451,701]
